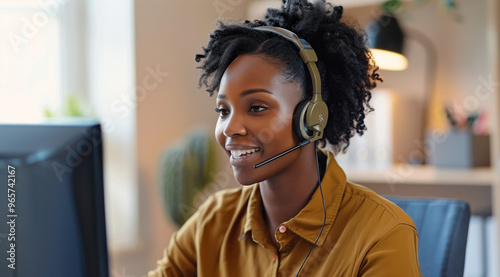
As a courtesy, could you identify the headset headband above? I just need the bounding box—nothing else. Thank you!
[253,26,322,104]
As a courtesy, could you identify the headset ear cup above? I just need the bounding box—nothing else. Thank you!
[293,100,314,141]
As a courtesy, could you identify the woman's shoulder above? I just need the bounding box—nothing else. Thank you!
[192,185,254,224]
[342,181,415,228]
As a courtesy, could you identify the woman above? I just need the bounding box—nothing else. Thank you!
[148,0,422,276]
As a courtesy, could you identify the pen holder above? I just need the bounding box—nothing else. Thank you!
[426,130,490,168]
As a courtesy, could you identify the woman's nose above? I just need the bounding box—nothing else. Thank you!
[223,114,247,137]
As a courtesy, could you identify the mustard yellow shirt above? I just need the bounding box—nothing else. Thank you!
[147,154,422,276]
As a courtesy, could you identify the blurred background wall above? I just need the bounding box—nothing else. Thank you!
[122,0,246,275]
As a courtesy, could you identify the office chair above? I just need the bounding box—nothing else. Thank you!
[387,197,471,277]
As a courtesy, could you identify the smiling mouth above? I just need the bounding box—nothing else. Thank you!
[230,148,261,159]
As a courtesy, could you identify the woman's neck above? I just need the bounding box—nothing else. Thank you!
[259,144,319,247]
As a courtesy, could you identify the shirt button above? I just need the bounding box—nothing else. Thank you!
[279,225,287,233]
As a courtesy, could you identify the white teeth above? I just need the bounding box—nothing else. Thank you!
[230,148,260,158]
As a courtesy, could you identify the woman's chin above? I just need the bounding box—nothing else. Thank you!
[234,175,258,186]
[232,169,263,186]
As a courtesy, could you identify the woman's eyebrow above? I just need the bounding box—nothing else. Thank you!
[241,88,273,96]
[217,89,273,99]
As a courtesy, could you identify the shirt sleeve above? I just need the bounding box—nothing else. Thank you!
[146,211,200,277]
[359,224,422,277]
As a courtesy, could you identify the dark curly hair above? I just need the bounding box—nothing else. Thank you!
[195,0,382,153]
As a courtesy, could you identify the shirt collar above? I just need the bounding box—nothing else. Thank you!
[241,184,262,238]
[240,151,347,246]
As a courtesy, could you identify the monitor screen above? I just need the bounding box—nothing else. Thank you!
[0,122,109,277]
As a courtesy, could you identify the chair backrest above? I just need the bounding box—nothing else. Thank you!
[387,197,471,277]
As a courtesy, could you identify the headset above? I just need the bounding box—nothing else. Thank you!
[254,26,329,143]
[253,26,328,277]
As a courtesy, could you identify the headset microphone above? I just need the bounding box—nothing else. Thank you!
[253,140,310,169]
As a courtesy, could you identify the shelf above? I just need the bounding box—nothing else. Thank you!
[342,164,493,187]
[341,164,493,215]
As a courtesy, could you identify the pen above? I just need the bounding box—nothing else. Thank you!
[444,104,457,129]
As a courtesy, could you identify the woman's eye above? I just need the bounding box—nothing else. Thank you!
[249,106,267,113]
[215,107,229,117]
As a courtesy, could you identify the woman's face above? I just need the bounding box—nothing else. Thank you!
[215,54,305,185]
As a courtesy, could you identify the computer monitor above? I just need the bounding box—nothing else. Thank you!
[0,121,109,277]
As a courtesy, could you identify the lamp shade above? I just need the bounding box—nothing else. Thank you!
[367,14,408,71]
